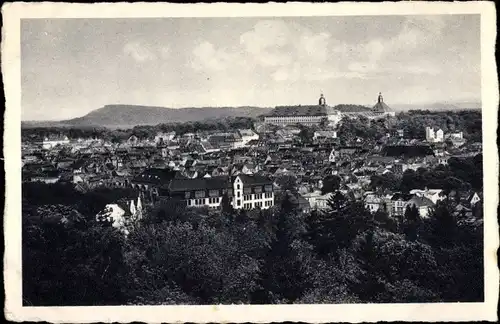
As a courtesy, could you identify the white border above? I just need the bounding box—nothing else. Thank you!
[3,2,498,322]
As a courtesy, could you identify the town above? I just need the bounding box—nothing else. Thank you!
[22,93,484,305]
[22,93,483,231]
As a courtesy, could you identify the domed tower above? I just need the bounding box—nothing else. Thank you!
[373,92,392,113]
[319,93,326,106]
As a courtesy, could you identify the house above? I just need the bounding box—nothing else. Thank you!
[410,188,445,204]
[406,196,435,218]
[466,192,481,207]
[95,196,143,235]
[327,148,336,163]
[336,146,361,158]
[425,127,444,143]
[127,135,139,146]
[364,193,385,213]
[154,132,176,144]
[313,130,338,141]
[382,145,434,158]
[238,129,259,145]
[131,168,178,196]
[302,190,333,211]
[388,193,414,217]
[297,194,312,213]
[167,174,275,210]
[234,174,275,210]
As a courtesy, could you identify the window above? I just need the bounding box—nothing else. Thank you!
[195,190,205,198]
[209,189,219,197]
[237,200,241,206]
[244,195,251,201]
[243,187,252,194]
[254,186,262,194]
[185,191,191,199]
[237,184,240,190]
[237,192,241,197]
[264,185,273,192]
[265,192,273,198]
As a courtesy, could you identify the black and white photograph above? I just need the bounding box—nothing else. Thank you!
[3,2,498,323]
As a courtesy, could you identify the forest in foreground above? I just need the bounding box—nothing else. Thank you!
[22,182,483,306]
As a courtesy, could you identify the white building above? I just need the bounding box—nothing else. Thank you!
[409,188,446,204]
[95,196,143,235]
[425,127,444,142]
[234,175,275,210]
[264,94,340,126]
[154,131,176,144]
[168,175,274,210]
[238,129,259,145]
[328,148,336,163]
[313,130,338,141]
[41,136,70,149]
[302,190,333,211]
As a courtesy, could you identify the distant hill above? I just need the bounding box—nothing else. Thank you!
[55,105,273,128]
[390,101,481,112]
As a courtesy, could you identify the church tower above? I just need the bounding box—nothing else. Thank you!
[378,92,383,103]
[319,93,326,106]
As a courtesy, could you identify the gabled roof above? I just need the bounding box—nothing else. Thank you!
[408,196,435,207]
[168,176,231,192]
[268,105,330,117]
[235,174,273,186]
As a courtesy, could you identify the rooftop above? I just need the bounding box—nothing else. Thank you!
[268,105,332,117]
[168,176,231,192]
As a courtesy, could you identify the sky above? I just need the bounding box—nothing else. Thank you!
[21,15,481,120]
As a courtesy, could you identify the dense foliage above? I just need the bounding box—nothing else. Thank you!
[23,183,483,305]
[21,117,255,142]
[339,110,482,143]
[369,154,483,193]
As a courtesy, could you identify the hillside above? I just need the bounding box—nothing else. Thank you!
[60,105,273,128]
[390,101,482,112]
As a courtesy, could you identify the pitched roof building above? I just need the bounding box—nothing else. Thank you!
[264,94,341,126]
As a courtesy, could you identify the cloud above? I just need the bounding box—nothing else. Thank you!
[190,41,239,72]
[344,16,446,78]
[123,42,158,62]
[190,16,448,83]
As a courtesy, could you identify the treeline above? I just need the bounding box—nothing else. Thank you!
[370,154,483,192]
[21,117,255,142]
[23,182,483,306]
[339,110,482,143]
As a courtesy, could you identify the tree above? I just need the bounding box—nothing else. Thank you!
[297,125,313,144]
[220,192,233,215]
[321,175,341,194]
[403,204,420,240]
[306,191,373,257]
[276,175,297,192]
[259,194,311,303]
[423,201,457,248]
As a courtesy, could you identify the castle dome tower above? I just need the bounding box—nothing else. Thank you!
[372,92,392,113]
[319,93,326,106]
